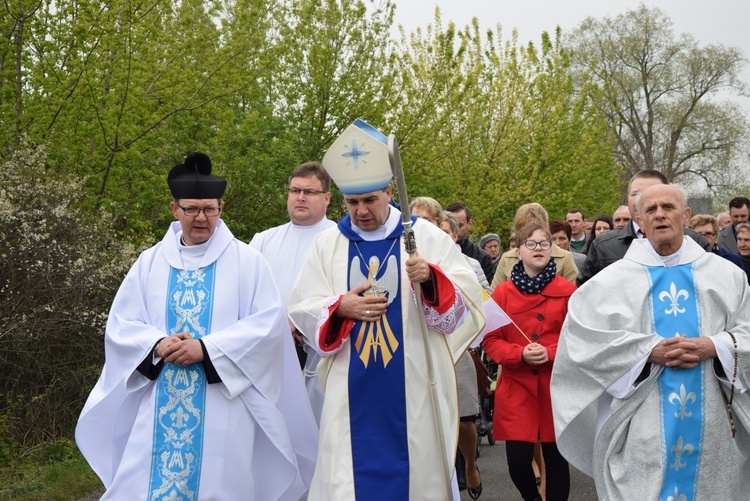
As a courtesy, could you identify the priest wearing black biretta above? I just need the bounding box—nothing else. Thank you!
[75,150,317,500]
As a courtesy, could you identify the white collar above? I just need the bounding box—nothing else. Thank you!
[351,206,401,241]
[290,218,333,232]
[643,237,688,267]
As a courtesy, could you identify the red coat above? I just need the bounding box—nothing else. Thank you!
[483,275,576,442]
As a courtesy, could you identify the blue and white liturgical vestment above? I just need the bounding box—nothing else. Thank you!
[76,221,316,500]
[288,211,485,501]
[551,238,750,501]
[147,264,215,499]
[647,265,703,501]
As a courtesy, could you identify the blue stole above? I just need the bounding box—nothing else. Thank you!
[647,265,703,501]
[148,263,216,500]
[339,215,409,500]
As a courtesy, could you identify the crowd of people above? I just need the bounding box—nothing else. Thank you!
[75,119,750,501]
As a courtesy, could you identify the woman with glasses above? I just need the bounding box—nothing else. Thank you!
[491,204,579,289]
[483,222,575,501]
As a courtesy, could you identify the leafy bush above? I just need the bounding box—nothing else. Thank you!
[0,141,139,457]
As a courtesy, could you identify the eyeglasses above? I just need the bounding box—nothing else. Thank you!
[520,240,552,250]
[178,205,221,217]
[289,188,326,197]
[699,231,716,238]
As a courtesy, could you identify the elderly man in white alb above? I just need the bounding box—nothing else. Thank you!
[250,161,336,426]
[76,153,314,500]
[288,119,485,501]
[551,184,750,500]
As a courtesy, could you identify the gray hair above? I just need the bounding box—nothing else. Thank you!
[635,185,688,213]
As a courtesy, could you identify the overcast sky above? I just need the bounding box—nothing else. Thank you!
[392,0,750,107]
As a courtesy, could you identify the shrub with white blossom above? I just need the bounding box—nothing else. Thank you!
[0,141,139,457]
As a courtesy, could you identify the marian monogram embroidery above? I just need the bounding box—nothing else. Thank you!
[149,264,215,501]
[171,269,209,337]
[150,367,204,501]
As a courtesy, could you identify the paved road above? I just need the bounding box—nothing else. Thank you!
[459,437,598,501]
[80,438,599,501]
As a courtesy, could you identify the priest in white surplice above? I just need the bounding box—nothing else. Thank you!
[76,153,315,500]
[552,184,750,501]
[288,120,485,501]
[250,161,336,425]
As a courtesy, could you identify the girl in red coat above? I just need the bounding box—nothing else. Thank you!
[483,222,575,501]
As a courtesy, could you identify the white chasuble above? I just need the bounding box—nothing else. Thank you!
[76,221,313,500]
[551,238,750,501]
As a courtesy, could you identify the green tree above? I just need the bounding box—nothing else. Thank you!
[568,4,749,194]
[4,0,288,241]
[216,0,399,238]
[275,0,397,159]
[394,15,619,237]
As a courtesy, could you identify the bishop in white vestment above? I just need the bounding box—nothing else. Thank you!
[288,120,485,501]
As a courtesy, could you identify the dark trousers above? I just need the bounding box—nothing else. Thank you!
[505,440,570,501]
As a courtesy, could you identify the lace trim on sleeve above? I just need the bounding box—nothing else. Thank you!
[417,283,467,335]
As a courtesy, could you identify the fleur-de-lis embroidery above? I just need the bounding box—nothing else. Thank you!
[668,384,697,419]
[669,436,694,470]
[659,282,689,316]
[170,407,189,429]
[667,486,687,501]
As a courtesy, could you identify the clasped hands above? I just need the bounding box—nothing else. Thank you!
[648,335,716,370]
[157,330,204,366]
[522,343,549,365]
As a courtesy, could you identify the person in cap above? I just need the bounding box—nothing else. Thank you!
[480,233,502,263]
[288,120,484,500]
[76,153,313,500]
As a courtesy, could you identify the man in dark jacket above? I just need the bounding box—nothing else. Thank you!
[717,196,750,255]
[578,170,710,285]
[446,202,496,284]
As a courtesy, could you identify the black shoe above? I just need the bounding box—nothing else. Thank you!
[467,482,482,500]
[467,466,482,500]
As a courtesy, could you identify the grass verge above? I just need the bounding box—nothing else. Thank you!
[0,438,103,500]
